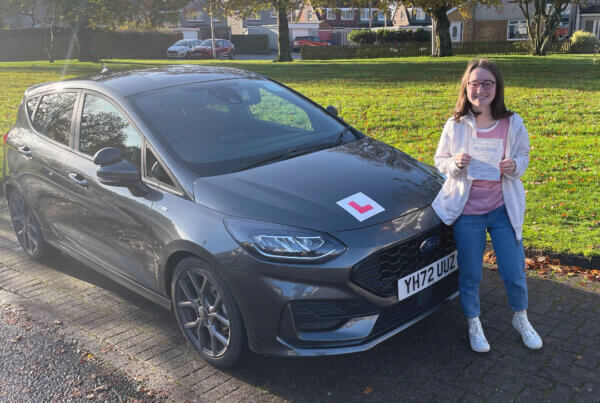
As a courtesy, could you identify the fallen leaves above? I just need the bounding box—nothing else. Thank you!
[362,387,374,395]
[484,252,600,283]
[10,335,22,343]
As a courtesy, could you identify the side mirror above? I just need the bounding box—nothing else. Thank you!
[93,147,147,192]
[326,105,338,116]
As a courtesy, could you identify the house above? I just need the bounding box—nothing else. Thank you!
[178,0,230,39]
[227,10,278,35]
[391,4,431,28]
[296,2,393,44]
[446,0,577,43]
[575,1,600,38]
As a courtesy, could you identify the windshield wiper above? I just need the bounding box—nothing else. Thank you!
[228,147,313,173]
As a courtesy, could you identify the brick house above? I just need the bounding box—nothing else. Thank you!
[446,0,575,43]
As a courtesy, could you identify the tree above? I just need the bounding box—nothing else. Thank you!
[514,0,575,56]
[406,1,500,57]
[126,0,189,30]
[227,0,302,62]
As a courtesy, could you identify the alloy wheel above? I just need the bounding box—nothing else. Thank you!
[175,270,230,357]
[9,193,41,257]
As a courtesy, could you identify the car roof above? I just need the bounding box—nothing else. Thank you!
[25,65,264,98]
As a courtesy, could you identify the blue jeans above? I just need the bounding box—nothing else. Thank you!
[452,204,527,318]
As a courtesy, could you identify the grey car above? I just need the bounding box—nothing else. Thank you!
[2,66,458,368]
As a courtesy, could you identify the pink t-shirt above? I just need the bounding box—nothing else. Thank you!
[462,118,509,215]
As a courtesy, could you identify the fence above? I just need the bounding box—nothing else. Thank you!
[301,42,430,60]
[302,40,572,60]
[0,28,182,61]
[231,34,270,53]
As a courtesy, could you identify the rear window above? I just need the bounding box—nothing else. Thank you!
[33,92,77,146]
[129,79,348,177]
[26,95,40,120]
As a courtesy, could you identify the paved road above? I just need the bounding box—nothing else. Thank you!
[0,198,599,401]
[0,303,151,401]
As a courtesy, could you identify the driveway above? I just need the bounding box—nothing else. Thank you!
[234,53,301,61]
[0,198,599,401]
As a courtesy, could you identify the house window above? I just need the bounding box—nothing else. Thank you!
[400,10,405,20]
[594,20,600,39]
[327,8,335,20]
[360,8,369,21]
[212,16,220,22]
[248,12,261,20]
[307,10,313,20]
[377,11,386,21]
[186,9,204,22]
[415,8,425,20]
[341,8,354,20]
[271,9,278,19]
[507,20,529,40]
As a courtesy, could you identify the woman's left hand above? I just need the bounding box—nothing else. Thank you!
[499,158,516,174]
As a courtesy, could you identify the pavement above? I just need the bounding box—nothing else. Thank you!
[234,53,302,61]
[1,197,600,402]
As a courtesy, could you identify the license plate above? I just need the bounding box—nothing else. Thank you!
[397,251,458,301]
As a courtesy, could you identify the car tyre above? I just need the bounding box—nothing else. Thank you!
[171,257,246,369]
[7,190,52,261]
[185,52,191,60]
[228,51,234,60]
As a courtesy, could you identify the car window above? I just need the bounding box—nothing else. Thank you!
[129,79,347,177]
[249,88,313,131]
[26,95,40,120]
[33,92,77,146]
[146,147,174,187]
[79,94,142,171]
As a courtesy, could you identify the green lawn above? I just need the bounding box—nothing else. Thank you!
[1,55,598,257]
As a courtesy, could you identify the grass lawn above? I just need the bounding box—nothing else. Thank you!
[0,55,598,257]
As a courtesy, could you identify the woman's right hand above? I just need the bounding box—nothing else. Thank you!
[454,153,471,169]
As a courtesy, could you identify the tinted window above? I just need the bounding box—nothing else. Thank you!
[146,148,174,186]
[26,95,40,119]
[79,94,142,170]
[129,79,348,177]
[33,92,77,145]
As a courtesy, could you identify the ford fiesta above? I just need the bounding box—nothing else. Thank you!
[2,66,457,368]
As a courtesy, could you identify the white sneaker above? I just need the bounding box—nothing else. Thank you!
[513,311,543,350]
[468,317,490,353]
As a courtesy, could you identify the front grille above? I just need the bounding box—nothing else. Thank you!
[371,271,458,337]
[351,224,456,297]
[168,51,178,56]
[289,299,380,332]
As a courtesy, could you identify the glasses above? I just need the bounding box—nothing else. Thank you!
[467,80,496,90]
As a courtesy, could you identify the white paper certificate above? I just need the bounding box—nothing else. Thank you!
[467,138,503,181]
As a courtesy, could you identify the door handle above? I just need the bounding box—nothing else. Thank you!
[18,146,32,157]
[68,172,88,187]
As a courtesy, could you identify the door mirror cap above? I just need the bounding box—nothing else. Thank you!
[97,159,141,187]
[93,147,123,166]
[326,105,338,116]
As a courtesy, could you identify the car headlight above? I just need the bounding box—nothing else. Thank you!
[224,217,346,263]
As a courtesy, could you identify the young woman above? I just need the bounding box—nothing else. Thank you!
[432,59,542,353]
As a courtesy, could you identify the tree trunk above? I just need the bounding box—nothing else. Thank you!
[275,5,292,62]
[72,21,97,62]
[209,0,217,59]
[48,24,55,63]
[431,6,452,57]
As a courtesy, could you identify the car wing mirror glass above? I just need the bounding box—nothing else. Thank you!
[93,147,123,166]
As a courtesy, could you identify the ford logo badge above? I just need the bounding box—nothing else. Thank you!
[420,237,440,253]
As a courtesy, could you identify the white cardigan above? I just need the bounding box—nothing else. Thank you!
[431,113,530,240]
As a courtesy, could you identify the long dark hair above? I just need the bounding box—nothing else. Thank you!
[454,59,513,122]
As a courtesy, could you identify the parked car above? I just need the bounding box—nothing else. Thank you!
[3,66,457,369]
[191,39,235,59]
[167,39,201,59]
[292,36,330,51]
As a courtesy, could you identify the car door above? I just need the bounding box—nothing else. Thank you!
[62,91,157,290]
[7,91,79,244]
[216,40,226,57]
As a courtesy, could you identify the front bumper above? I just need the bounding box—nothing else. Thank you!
[221,206,458,357]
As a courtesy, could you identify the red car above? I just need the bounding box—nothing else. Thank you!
[292,36,331,52]
[191,39,235,59]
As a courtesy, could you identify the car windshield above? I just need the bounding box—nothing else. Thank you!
[128,79,350,177]
[200,39,214,46]
[174,40,193,46]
